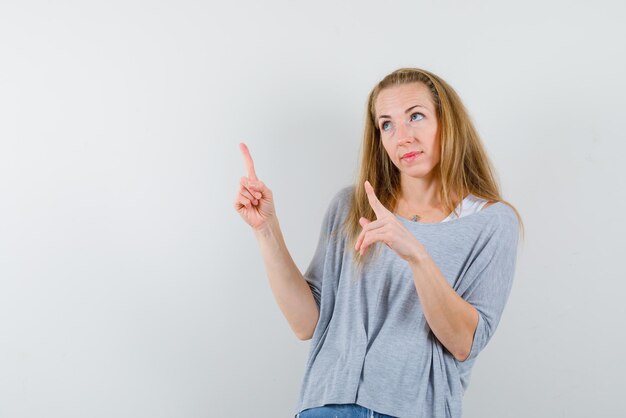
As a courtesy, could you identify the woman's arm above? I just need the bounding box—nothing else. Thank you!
[409,201,518,362]
[254,218,319,341]
[235,142,319,341]
[409,254,478,362]
[407,202,498,361]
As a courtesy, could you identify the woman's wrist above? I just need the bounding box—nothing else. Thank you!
[407,243,429,267]
[253,216,280,239]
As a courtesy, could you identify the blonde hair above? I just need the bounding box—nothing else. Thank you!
[336,67,525,274]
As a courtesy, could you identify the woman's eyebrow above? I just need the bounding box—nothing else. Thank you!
[378,104,428,119]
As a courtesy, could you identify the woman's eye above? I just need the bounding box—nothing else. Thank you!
[410,112,424,122]
[381,121,391,131]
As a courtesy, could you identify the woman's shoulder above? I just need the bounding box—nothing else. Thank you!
[483,201,520,240]
[317,185,355,227]
[466,194,515,221]
[337,184,356,201]
[327,184,355,210]
[455,194,518,237]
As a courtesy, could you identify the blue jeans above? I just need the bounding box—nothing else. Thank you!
[297,403,398,418]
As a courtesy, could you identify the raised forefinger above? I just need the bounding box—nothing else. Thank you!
[239,142,258,181]
[364,180,390,219]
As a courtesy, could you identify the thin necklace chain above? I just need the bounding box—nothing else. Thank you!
[409,198,467,222]
[405,204,437,222]
[402,201,444,223]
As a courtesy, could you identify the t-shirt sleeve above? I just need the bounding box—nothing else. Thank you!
[457,212,520,362]
[302,188,347,311]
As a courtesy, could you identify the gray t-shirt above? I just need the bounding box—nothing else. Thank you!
[294,185,520,418]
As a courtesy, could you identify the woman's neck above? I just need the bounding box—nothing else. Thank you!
[399,173,442,209]
[396,174,464,222]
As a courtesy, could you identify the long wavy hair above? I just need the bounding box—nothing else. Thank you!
[335,67,525,274]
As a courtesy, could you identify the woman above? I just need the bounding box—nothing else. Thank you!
[234,67,524,418]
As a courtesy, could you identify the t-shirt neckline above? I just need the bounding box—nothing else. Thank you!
[393,200,504,227]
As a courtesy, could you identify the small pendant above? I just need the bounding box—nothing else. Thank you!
[411,214,421,222]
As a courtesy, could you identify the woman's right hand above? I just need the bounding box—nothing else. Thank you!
[234,142,277,231]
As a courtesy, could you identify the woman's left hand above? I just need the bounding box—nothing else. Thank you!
[355,180,426,264]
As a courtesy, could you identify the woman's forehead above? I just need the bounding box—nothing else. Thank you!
[375,82,434,115]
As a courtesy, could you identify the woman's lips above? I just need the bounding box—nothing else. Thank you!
[401,151,423,161]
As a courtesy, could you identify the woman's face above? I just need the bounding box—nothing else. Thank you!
[374,82,440,180]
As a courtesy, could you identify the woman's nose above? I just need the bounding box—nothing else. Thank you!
[395,120,414,143]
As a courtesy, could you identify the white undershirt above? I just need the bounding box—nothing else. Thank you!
[440,193,490,223]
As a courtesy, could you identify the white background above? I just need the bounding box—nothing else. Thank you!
[1,1,625,417]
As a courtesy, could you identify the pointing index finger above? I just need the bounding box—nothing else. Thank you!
[364,180,389,219]
[239,142,258,181]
